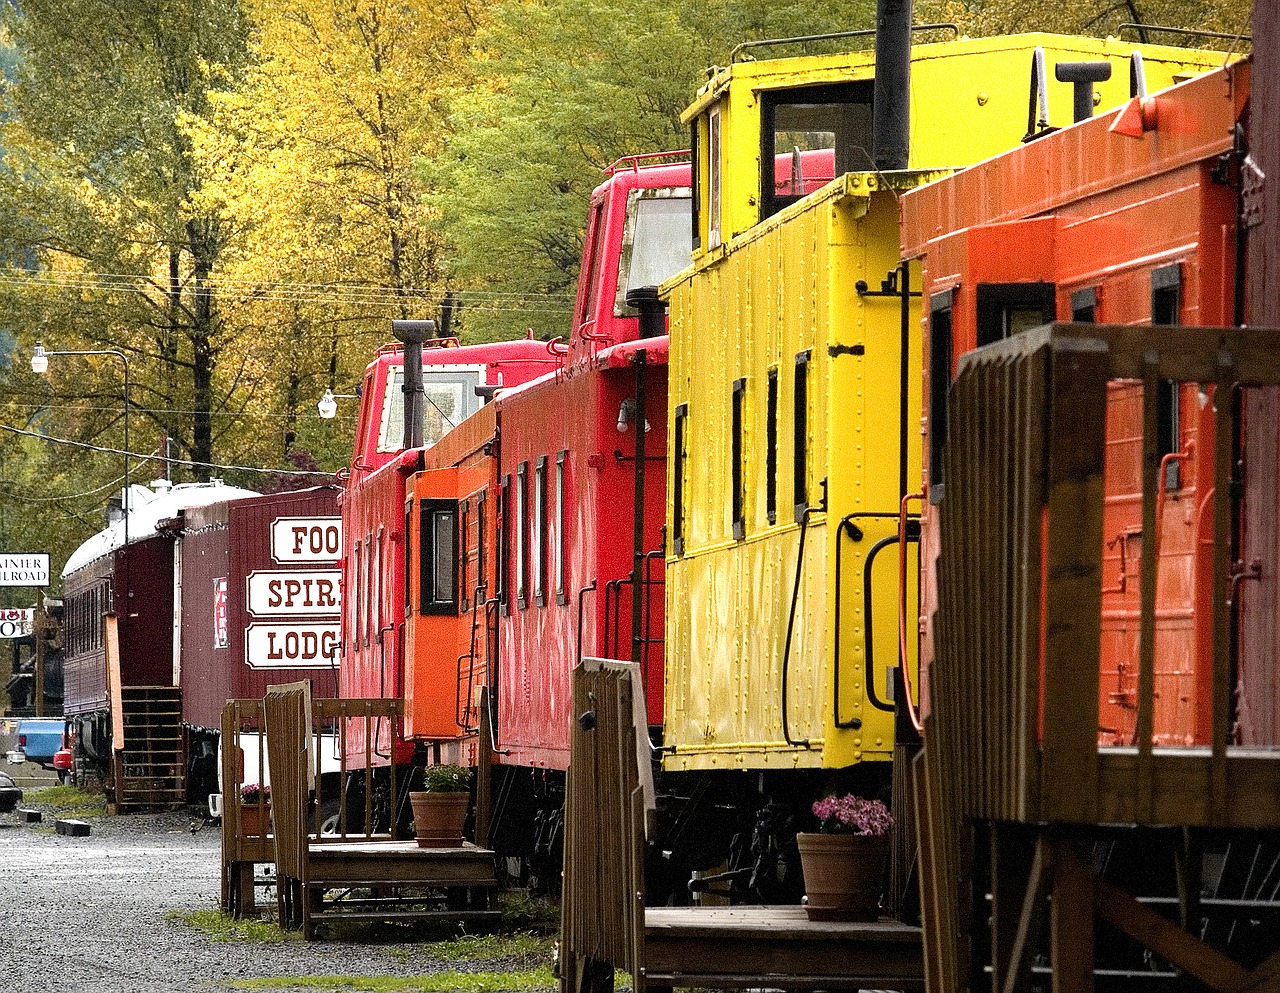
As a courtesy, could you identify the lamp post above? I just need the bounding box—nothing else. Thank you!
[316,388,359,419]
[32,342,132,551]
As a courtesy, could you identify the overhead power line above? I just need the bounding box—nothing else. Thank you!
[0,422,338,478]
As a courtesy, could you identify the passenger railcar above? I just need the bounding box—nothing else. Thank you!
[658,32,1228,899]
[61,480,257,805]
[177,486,343,803]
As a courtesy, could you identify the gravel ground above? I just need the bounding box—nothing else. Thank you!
[0,795,540,993]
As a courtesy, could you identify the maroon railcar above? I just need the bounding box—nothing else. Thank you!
[179,486,342,727]
[60,480,257,801]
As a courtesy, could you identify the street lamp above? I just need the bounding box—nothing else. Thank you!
[317,388,359,419]
[31,341,132,550]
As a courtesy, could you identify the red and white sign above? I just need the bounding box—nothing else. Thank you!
[271,517,342,564]
[246,570,341,617]
[213,578,229,648]
[0,608,34,639]
[245,622,340,669]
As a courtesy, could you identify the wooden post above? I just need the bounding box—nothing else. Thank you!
[34,589,45,717]
[1050,840,1095,993]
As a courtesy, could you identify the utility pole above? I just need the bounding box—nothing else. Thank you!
[34,588,45,717]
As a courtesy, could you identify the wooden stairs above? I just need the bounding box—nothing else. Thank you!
[112,687,185,810]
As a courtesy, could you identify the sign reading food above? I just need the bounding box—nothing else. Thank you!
[271,517,342,564]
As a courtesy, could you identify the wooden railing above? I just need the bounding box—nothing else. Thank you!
[928,322,1280,831]
[219,694,406,915]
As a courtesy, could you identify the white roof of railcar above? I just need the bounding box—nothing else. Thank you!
[62,480,258,577]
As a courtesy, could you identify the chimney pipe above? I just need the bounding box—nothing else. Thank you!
[626,286,667,340]
[871,0,912,171]
[391,319,436,449]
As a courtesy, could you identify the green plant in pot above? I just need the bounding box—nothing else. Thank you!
[795,794,893,921]
[410,764,473,848]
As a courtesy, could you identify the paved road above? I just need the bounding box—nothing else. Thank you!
[0,804,480,993]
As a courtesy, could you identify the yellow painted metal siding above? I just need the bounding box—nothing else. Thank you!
[665,176,920,771]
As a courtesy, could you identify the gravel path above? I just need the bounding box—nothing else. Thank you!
[0,800,523,993]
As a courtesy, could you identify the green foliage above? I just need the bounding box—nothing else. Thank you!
[423,0,879,342]
[171,909,301,944]
[418,764,472,793]
[229,968,556,992]
[914,0,1251,41]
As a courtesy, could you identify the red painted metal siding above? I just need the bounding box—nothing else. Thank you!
[495,351,668,770]
[904,61,1243,747]
[180,487,341,730]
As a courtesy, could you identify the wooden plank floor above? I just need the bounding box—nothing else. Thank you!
[643,906,924,990]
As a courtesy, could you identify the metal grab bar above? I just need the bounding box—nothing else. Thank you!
[898,491,926,734]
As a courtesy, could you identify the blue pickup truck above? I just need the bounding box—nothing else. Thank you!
[3,717,67,772]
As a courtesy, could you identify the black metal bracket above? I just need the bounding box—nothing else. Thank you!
[856,266,922,299]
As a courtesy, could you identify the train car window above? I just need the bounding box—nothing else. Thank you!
[364,534,373,646]
[372,529,382,635]
[766,367,778,525]
[794,352,810,517]
[353,540,363,647]
[690,123,701,252]
[498,475,510,613]
[534,456,548,607]
[1071,287,1098,322]
[975,282,1056,347]
[1152,263,1184,489]
[555,452,567,604]
[419,499,459,615]
[929,292,954,505]
[760,81,873,223]
[732,378,747,541]
[673,404,688,555]
[477,489,487,601]
[580,202,608,328]
[708,106,722,250]
[460,500,471,613]
[377,364,487,452]
[516,462,528,610]
[614,188,693,317]
[404,499,413,614]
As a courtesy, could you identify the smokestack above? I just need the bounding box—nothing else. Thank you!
[871,0,912,171]
[626,286,667,340]
[391,319,436,449]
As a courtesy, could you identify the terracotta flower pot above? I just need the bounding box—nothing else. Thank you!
[240,802,272,838]
[410,791,469,848]
[795,831,889,922]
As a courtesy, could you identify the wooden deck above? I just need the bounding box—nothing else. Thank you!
[560,659,923,993]
[261,683,498,938]
[644,905,922,990]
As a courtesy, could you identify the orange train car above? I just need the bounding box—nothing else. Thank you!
[900,56,1245,748]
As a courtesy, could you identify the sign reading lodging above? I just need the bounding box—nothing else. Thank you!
[0,554,50,587]
[245,622,340,668]
[0,608,34,639]
[271,517,342,564]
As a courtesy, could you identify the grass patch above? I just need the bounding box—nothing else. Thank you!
[497,891,559,934]
[25,785,105,812]
[229,966,556,992]
[171,909,300,944]
[429,932,553,965]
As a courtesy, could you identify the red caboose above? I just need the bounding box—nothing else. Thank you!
[338,335,558,769]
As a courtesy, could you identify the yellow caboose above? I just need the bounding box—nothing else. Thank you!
[660,33,1228,793]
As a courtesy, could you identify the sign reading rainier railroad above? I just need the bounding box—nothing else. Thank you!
[0,553,50,587]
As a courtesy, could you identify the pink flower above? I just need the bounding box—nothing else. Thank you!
[811,794,893,836]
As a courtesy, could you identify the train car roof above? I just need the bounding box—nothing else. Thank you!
[62,480,259,577]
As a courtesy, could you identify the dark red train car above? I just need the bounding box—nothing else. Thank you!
[178,486,343,802]
[60,480,257,799]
